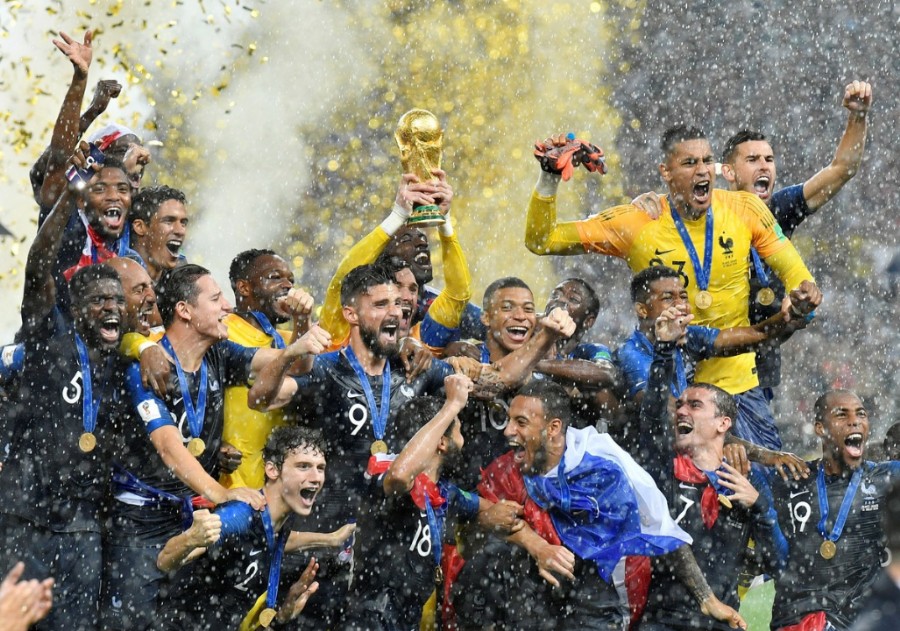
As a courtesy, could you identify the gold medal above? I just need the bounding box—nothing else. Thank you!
[694,290,713,310]
[717,494,733,509]
[370,440,388,455]
[79,432,97,453]
[756,287,776,306]
[434,565,444,585]
[259,607,277,628]
[187,437,206,457]
[819,540,837,560]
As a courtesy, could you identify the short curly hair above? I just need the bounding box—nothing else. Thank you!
[262,426,327,472]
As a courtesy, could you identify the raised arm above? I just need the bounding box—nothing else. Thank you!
[156,509,221,572]
[533,357,618,389]
[803,81,872,211]
[712,280,821,355]
[247,325,332,411]
[634,307,685,478]
[319,175,435,342]
[383,374,472,495]
[482,307,577,391]
[524,171,585,255]
[38,30,94,209]
[31,79,121,200]
[23,186,72,324]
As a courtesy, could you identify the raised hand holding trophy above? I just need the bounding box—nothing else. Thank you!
[395,108,445,227]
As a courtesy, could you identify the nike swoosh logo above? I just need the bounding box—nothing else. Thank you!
[655,248,675,255]
[249,548,263,556]
[678,482,697,491]
[347,390,364,399]
[789,490,809,499]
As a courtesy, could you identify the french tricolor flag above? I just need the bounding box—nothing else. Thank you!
[523,426,691,582]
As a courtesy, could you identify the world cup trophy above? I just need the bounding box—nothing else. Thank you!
[395,108,445,227]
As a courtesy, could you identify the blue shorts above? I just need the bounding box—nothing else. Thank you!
[733,386,781,450]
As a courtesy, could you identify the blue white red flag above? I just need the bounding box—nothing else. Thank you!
[523,426,691,581]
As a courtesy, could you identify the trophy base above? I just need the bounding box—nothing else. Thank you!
[407,204,445,227]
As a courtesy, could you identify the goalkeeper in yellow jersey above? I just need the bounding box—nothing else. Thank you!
[220,248,318,489]
[526,126,820,450]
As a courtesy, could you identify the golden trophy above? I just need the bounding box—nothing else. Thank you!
[395,108,445,226]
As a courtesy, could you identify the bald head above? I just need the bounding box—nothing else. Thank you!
[104,258,157,335]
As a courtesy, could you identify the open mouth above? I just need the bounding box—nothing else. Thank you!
[298,487,319,507]
[165,239,182,256]
[138,305,154,330]
[844,432,864,458]
[381,321,399,342]
[676,420,694,435]
[102,206,125,230]
[753,176,771,197]
[414,251,431,269]
[128,169,143,189]
[692,181,711,204]
[99,316,121,343]
[399,306,412,332]
[509,441,526,463]
[505,326,530,343]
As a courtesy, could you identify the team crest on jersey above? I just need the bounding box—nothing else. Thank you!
[1,345,15,367]
[718,235,734,256]
[860,477,880,512]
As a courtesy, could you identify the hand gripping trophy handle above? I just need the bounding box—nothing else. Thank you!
[395,108,445,227]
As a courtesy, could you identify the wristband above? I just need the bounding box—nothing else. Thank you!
[138,341,157,355]
[438,215,454,237]
[536,171,561,197]
[380,203,411,236]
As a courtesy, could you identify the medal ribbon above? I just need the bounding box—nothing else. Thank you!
[250,311,286,350]
[669,199,714,292]
[261,501,292,613]
[480,343,491,364]
[74,334,108,435]
[816,462,863,544]
[673,455,733,529]
[159,336,208,442]
[344,345,391,442]
[422,481,448,576]
[750,248,771,288]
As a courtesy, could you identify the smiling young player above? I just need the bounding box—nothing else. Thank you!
[129,185,189,282]
[154,426,328,630]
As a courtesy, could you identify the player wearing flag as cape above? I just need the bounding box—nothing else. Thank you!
[768,391,900,631]
[0,153,127,629]
[525,127,817,450]
[634,306,788,630]
[153,426,327,630]
[340,374,523,631]
[220,248,316,490]
[455,380,745,630]
[104,263,331,630]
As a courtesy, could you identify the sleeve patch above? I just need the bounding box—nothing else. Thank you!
[137,399,162,424]
[1,346,16,367]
